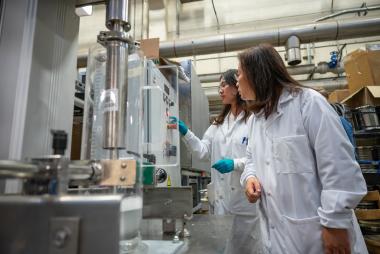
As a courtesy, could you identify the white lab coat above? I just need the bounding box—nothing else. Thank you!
[241,88,367,254]
[183,111,262,254]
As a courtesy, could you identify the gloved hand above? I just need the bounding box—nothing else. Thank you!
[212,158,234,174]
[169,116,188,136]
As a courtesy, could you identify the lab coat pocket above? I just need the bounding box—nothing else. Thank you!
[273,135,314,174]
[281,215,323,254]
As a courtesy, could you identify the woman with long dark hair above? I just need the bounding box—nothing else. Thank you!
[173,69,261,253]
[237,44,367,254]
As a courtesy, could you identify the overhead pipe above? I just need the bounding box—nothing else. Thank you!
[159,17,380,58]
[198,62,345,83]
[315,5,380,22]
[300,77,347,90]
[288,62,344,75]
[204,77,348,101]
[77,17,380,67]
[285,35,301,65]
[74,97,85,109]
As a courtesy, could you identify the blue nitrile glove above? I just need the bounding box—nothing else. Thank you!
[169,116,188,135]
[212,158,234,174]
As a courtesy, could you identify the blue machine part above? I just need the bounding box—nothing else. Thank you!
[328,51,338,68]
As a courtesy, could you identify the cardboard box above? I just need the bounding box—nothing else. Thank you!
[70,117,83,160]
[341,86,380,108]
[328,89,350,103]
[344,49,380,94]
[140,38,159,59]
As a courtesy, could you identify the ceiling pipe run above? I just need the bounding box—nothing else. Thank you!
[159,17,380,58]
[77,17,380,67]
[199,62,345,83]
[204,77,348,101]
[315,5,380,22]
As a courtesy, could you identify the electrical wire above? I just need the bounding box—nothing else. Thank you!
[338,43,347,62]
[211,0,220,30]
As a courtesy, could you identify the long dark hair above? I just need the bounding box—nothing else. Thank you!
[214,69,251,125]
[238,44,302,119]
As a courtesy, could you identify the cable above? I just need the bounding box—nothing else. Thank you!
[338,43,347,62]
[211,0,220,30]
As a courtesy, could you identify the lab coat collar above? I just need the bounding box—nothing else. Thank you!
[278,89,295,107]
[226,111,245,130]
[219,111,246,137]
[265,89,295,129]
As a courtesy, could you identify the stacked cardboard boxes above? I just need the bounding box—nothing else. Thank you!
[344,49,380,95]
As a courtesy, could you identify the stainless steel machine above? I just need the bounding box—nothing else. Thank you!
[177,59,211,211]
[0,0,219,253]
[0,0,193,253]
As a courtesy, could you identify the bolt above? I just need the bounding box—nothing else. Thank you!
[172,235,179,243]
[121,162,127,169]
[53,228,70,248]
[120,176,126,181]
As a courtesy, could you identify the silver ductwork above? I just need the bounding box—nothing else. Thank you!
[199,62,345,83]
[285,35,301,65]
[287,62,345,75]
[205,77,348,113]
[159,17,380,58]
[300,77,347,90]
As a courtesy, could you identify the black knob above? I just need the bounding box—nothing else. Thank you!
[51,130,68,155]
[156,168,167,184]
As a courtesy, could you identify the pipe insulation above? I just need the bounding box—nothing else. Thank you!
[204,77,348,101]
[159,17,380,58]
[199,62,345,83]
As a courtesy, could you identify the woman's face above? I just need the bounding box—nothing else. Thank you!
[237,63,256,100]
[219,78,238,105]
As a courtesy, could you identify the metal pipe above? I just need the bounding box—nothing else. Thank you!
[285,35,301,65]
[300,77,347,90]
[142,0,149,39]
[159,17,380,58]
[103,41,128,149]
[204,77,348,102]
[74,97,85,109]
[102,0,130,151]
[0,160,100,182]
[176,0,180,36]
[199,62,345,83]
[0,161,38,179]
[106,0,131,31]
[315,5,380,22]
[287,62,344,75]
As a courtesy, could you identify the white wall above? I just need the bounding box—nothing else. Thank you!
[78,0,380,53]
[77,0,380,115]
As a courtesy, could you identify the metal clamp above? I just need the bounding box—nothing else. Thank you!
[99,159,136,187]
[97,30,133,44]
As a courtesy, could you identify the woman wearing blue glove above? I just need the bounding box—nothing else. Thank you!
[173,69,262,254]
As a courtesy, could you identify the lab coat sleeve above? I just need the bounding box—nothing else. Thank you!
[182,125,215,162]
[240,134,256,187]
[234,157,247,172]
[302,90,367,229]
